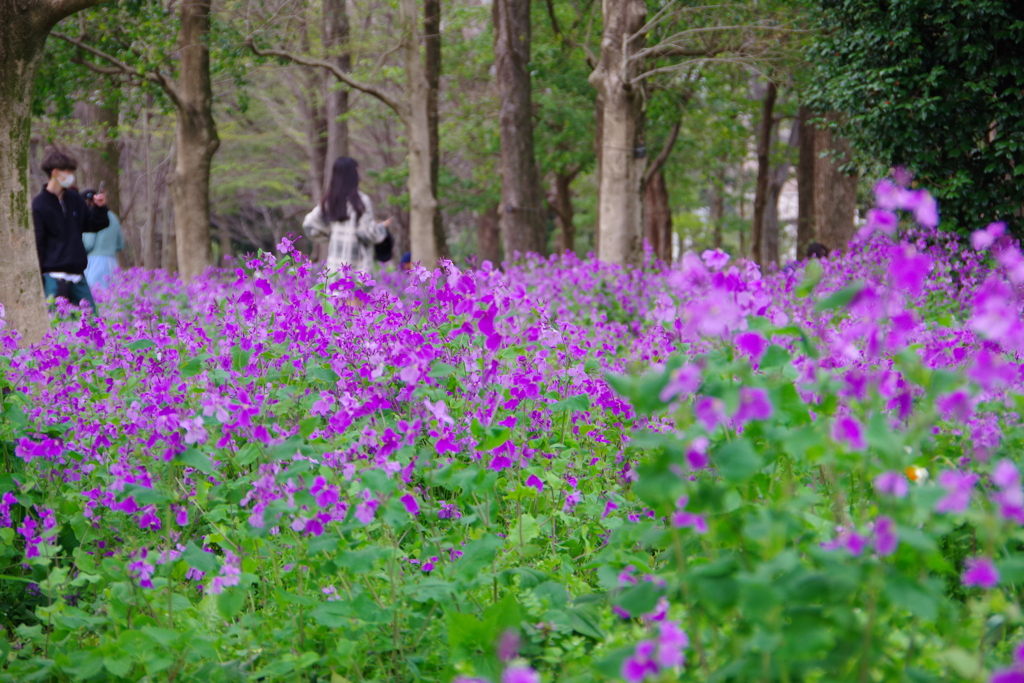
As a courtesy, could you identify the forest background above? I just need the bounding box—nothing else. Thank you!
[10,0,1024,282]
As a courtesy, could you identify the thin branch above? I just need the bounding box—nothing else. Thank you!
[631,56,770,85]
[644,117,683,186]
[52,32,182,107]
[246,41,406,121]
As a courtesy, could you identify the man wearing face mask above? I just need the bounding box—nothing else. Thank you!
[32,150,109,313]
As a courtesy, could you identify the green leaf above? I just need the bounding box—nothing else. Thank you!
[176,448,213,474]
[796,259,823,297]
[759,345,791,370]
[478,427,511,452]
[615,581,660,616]
[453,535,502,580]
[127,339,156,351]
[183,541,219,574]
[299,417,319,439]
[813,285,863,313]
[550,394,590,413]
[217,586,246,619]
[311,601,351,628]
[235,443,261,466]
[307,532,340,556]
[428,362,459,378]
[179,356,203,378]
[713,438,761,482]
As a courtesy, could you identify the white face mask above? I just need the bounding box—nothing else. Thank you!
[57,172,75,189]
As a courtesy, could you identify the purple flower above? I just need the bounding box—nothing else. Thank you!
[701,249,730,270]
[936,470,978,513]
[864,208,898,236]
[659,364,702,403]
[498,628,520,661]
[622,641,660,683]
[873,471,909,498]
[832,416,865,450]
[973,222,1006,251]
[905,189,939,228]
[935,390,974,423]
[562,491,581,513]
[355,494,380,525]
[438,501,461,519]
[822,527,868,556]
[655,619,689,668]
[873,516,898,556]
[670,496,707,534]
[693,396,726,432]
[421,556,438,573]
[993,460,1020,488]
[734,387,773,423]
[734,331,768,364]
[400,494,420,516]
[962,557,999,589]
[525,474,544,493]
[502,665,539,683]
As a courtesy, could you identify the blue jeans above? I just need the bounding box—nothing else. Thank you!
[43,274,97,313]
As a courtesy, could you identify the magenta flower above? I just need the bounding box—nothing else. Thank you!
[622,641,660,683]
[525,474,544,493]
[734,387,773,424]
[659,364,701,403]
[497,628,520,661]
[701,249,730,270]
[864,208,898,236]
[902,189,939,228]
[832,416,865,450]
[502,665,539,683]
[973,221,1006,250]
[962,557,999,589]
[734,331,768,364]
[670,496,707,534]
[873,471,909,498]
[936,470,978,513]
[873,516,898,556]
[400,494,420,516]
[693,396,726,432]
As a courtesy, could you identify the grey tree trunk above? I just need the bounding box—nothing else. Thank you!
[170,0,220,282]
[814,111,858,253]
[551,172,578,254]
[424,0,448,259]
[493,0,547,259]
[644,168,672,263]
[750,80,777,268]
[796,105,816,259]
[0,0,108,345]
[592,93,603,257]
[710,169,724,249]
[589,0,648,266]
[322,0,350,177]
[74,99,121,215]
[142,101,159,269]
[476,202,500,266]
[400,0,440,266]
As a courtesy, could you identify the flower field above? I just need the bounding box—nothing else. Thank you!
[4,183,1024,683]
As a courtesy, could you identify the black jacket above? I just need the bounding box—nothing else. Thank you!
[32,187,109,275]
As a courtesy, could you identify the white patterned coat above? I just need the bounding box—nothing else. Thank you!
[302,191,387,275]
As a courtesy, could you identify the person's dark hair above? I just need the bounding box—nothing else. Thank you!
[41,150,78,178]
[806,242,830,259]
[321,156,365,223]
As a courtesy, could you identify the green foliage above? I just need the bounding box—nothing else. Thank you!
[808,0,1024,233]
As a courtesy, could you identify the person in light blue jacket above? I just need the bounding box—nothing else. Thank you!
[82,189,124,290]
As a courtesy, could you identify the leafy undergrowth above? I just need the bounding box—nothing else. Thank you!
[3,180,1024,683]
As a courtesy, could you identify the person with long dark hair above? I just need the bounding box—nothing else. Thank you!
[303,156,390,275]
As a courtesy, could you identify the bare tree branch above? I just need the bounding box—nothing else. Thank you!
[644,118,682,186]
[52,31,182,107]
[35,0,107,29]
[246,41,407,121]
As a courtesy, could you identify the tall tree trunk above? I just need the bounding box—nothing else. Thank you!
[423,0,448,259]
[142,101,159,269]
[592,93,603,256]
[551,172,578,254]
[477,202,500,266]
[162,200,177,273]
[796,105,816,259]
[74,99,121,215]
[750,80,777,268]
[644,168,672,263]
[0,4,51,345]
[322,0,350,176]
[814,111,858,252]
[589,0,647,266]
[170,0,219,281]
[763,163,790,268]
[400,0,440,266]
[494,0,547,259]
[710,169,724,249]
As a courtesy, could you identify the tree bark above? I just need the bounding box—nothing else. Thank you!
[796,105,816,259]
[476,202,500,266]
[814,111,858,253]
[400,0,440,266]
[750,80,777,268]
[322,0,350,177]
[142,100,159,269]
[644,168,672,263]
[423,0,448,259]
[74,99,121,215]
[170,0,219,281]
[551,171,578,254]
[162,200,177,273]
[592,93,603,257]
[589,0,648,266]
[494,0,547,259]
[710,169,724,249]
[0,1,107,345]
